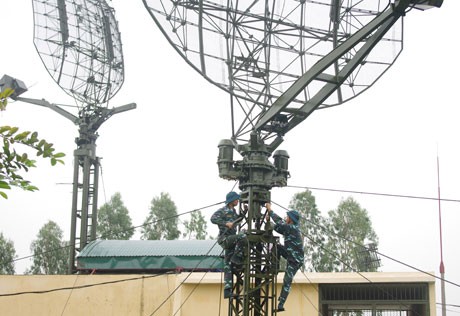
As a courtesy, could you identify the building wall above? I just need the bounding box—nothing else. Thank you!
[0,272,435,316]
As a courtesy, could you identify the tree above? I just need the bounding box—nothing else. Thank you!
[288,190,328,272]
[0,232,16,274]
[97,192,134,240]
[141,192,180,240]
[28,220,68,274]
[182,210,207,240]
[0,89,65,199]
[322,197,379,272]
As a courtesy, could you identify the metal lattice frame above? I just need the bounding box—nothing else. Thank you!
[229,195,280,316]
[32,0,124,108]
[143,0,402,144]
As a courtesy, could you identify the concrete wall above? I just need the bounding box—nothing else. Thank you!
[0,272,436,316]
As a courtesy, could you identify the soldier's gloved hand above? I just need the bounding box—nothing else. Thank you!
[265,202,272,212]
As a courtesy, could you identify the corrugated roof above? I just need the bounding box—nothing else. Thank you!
[76,240,224,272]
[78,239,223,258]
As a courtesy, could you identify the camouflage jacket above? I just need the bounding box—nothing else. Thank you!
[269,211,304,265]
[211,205,240,240]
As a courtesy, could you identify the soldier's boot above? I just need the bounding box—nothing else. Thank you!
[224,288,231,298]
[224,288,237,299]
[277,296,286,312]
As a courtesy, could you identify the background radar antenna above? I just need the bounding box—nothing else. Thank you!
[1,0,136,274]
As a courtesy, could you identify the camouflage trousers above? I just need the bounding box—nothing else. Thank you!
[277,245,302,307]
[219,233,246,290]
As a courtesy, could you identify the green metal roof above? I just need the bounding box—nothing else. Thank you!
[76,239,224,272]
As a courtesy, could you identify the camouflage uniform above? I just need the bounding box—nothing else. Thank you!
[269,210,304,309]
[211,205,245,292]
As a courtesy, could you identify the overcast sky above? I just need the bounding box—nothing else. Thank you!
[1,0,460,314]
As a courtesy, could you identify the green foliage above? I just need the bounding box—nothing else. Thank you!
[141,192,180,240]
[322,197,379,272]
[0,88,13,111]
[28,221,68,275]
[182,210,208,240]
[289,191,379,272]
[0,232,16,274]
[288,190,328,272]
[97,192,134,240]
[0,125,65,199]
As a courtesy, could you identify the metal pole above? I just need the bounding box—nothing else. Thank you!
[68,150,80,274]
[79,155,91,248]
[436,154,446,316]
[90,157,100,241]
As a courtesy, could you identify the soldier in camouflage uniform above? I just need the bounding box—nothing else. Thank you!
[266,203,304,312]
[211,191,246,299]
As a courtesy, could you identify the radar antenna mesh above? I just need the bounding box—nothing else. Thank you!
[143,0,402,142]
[32,0,124,107]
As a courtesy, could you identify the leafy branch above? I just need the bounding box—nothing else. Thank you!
[1,88,66,199]
[0,114,66,200]
[0,125,66,199]
[0,87,13,111]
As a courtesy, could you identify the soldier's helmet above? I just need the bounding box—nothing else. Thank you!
[225,191,240,205]
[287,210,300,224]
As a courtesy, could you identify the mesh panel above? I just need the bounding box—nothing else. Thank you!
[321,283,428,301]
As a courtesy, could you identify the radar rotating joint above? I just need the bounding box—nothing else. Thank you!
[217,133,290,190]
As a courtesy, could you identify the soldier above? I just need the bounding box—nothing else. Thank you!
[265,202,304,312]
[211,191,246,298]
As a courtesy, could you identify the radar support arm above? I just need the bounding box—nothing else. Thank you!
[108,102,137,115]
[90,103,137,131]
[15,96,79,124]
[283,11,401,134]
[256,0,411,146]
[11,96,136,132]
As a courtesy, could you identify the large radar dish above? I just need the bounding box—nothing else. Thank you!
[32,0,124,107]
[143,0,402,143]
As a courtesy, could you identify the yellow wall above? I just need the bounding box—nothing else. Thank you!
[0,272,435,316]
